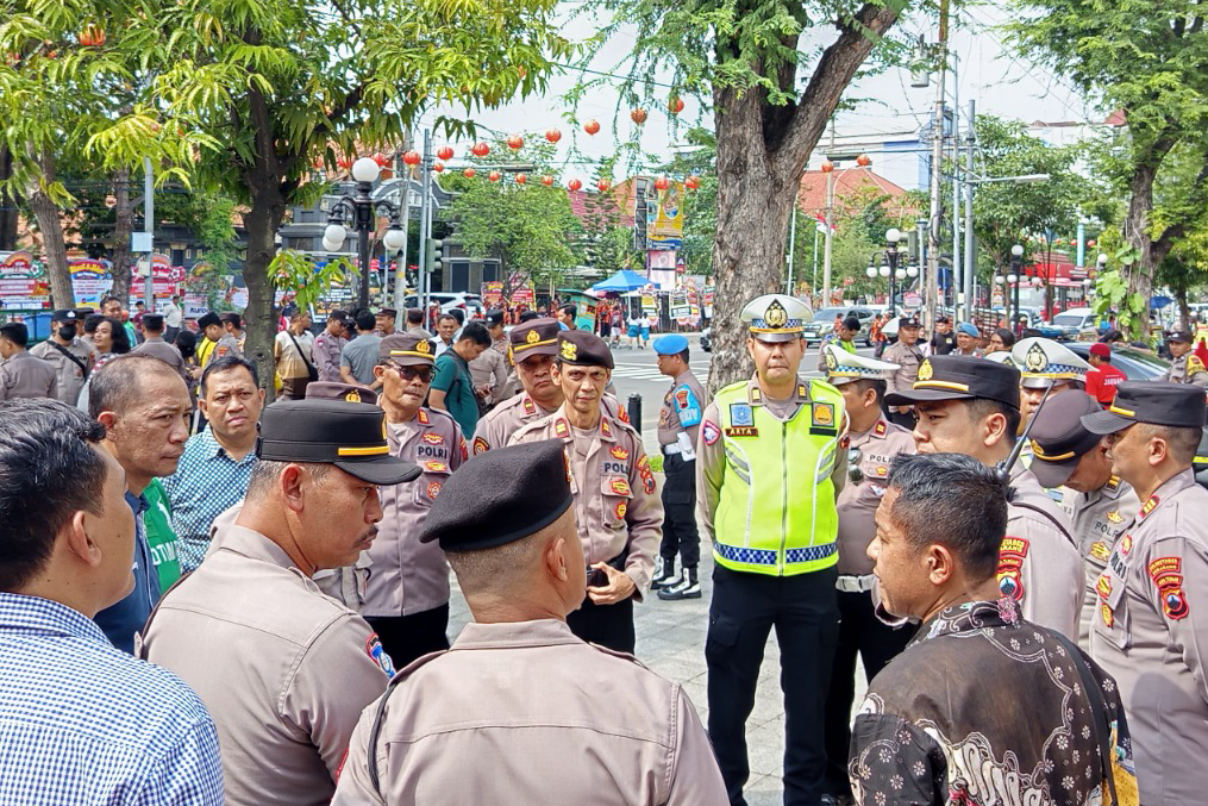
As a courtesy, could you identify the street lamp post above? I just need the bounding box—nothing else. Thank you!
[1009,243,1024,330]
[323,157,407,311]
[867,228,916,318]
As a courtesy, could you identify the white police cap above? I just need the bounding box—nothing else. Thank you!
[823,344,899,385]
[1010,337,1090,389]
[740,294,812,342]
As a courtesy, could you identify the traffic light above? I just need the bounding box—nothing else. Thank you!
[427,238,444,275]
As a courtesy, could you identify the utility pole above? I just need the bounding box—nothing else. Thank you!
[786,205,797,294]
[416,128,432,314]
[821,118,837,307]
[963,100,976,322]
[143,157,154,308]
[950,54,961,321]
[926,0,949,331]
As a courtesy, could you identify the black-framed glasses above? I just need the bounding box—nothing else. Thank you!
[390,363,432,383]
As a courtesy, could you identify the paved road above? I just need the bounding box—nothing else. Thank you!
[446,334,877,805]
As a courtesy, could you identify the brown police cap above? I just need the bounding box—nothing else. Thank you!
[379,333,435,366]
[509,318,560,359]
[557,330,614,369]
[305,381,378,406]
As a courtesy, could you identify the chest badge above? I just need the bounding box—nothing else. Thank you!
[1106,509,1123,524]
[422,433,444,445]
[729,403,754,427]
[811,402,835,428]
[610,445,629,461]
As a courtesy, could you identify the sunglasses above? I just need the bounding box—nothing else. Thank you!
[390,364,432,383]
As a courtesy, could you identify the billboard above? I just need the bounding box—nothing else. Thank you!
[646,182,684,250]
[0,251,49,309]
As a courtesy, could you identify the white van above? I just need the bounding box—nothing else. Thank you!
[1050,307,1099,340]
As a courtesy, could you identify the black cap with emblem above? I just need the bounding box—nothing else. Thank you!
[557,330,614,369]
[884,354,1021,409]
[51,309,77,323]
[305,381,378,406]
[1027,392,1105,488]
[509,318,560,359]
[418,439,573,550]
[898,314,921,329]
[1168,329,1193,343]
[1081,381,1208,434]
[256,399,420,485]
[378,333,435,366]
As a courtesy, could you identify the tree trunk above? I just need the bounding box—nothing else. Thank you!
[706,3,902,391]
[1175,285,1190,331]
[1121,135,1178,339]
[24,152,74,308]
[242,195,284,400]
[109,168,135,303]
[0,145,18,252]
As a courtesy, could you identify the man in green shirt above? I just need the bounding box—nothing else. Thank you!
[429,321,490,438]
[143,478,183,590]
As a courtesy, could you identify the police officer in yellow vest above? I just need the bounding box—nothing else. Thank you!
[696,294,847,806]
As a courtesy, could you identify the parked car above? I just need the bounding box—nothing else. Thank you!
[1049,307,1099,341]
[1065,342,1169,380]
[403,292,486,319]
[801,306,877,346]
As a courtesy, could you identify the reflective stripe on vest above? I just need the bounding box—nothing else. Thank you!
[711,379,843,576]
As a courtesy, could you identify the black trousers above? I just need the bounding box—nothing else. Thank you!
[706,564,840,806]
[659,454,700,568]
[822,589,915,796]
[366,603,450,669]
[567,594,634,654]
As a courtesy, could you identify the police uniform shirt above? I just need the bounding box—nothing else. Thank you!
[132,337,188,381]
[696,379,848,545]
[835,416,915,575]
[657,369,707,448]
[0,350,57,401]
[1162,352,1208,386]
[29,337,93,404]
[469,342,509,404]
[331,619,728,806]
[998,470,1084,640]
[1091,469,1208,805]
[140,523,394,806]
[473,393,627,454]
[881,340,924,398]
[363,408,465,619]
[508,409,662,595]
[1071,475,1138,648]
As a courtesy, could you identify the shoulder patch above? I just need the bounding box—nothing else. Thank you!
[417,409,430,425]
[473,436,490,455]
[1149,556,1189,620]
[1140,495,1159,518]
[366,633,396,677]
[702,420,721,446]
[996,536,1030,602]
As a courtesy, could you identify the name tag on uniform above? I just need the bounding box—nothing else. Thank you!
[730,403,754,427]
[725,426,758,437]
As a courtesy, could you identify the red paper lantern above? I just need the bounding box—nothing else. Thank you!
[685,175,701,190]
[488,170,502,182]
[856,154,871,167]
[653,175,670,191]
[820,160,834,173]
[1087,239,1096,247]
[540,175,554,186]
[402,150,421,166]
[433,162,445,173]
[583,119,600,135]
[506,135,524,150]
[668,97,685,115]
[567,178,582,191]
[337,157,352,170]
[1053,238,1063,246]
[436,146,454,161]
[545,128,562,143]
[515,173,527,185]
[597,178,612,192]
[373,153,390,167]
[463,167,476,178]
[630,108,648,125]
[471,142,490,157]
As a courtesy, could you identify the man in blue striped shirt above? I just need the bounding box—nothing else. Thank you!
[0,399,223,805]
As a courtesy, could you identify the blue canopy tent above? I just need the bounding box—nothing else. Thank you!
[590,269,658,293]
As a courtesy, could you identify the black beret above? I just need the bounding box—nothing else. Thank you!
[557,330,614,369]
[884,354,1021,409]
[418,439,573,550]
[509,317,559,358]
[1027,392,1104,488]
[142,313,165,329]
[485,309,505,326]
[257,399,419,485]
[1082,381,1208,434]
[197,312,222,329]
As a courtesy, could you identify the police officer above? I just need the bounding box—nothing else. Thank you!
[0,322,57,401]
[332,441,729,806]
[1161,329,1208,386]
[140,399,419,806]
[882,314,924,429]
[886,355,1084,639]
[696,294,846,806]
[131,313,188,381]
[29,310,94,404]
[1011,336,1091,429]
[820,343,915,803]
[1081,382,1208,805]
[650,332,708,600]
[474,318,627,453]
[365,333,467,667]
[1027,392,1139,647]
[509,330,662,654]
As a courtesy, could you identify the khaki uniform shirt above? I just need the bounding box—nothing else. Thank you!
[509,408,662,595]
[29,338,92,404]
[696,378,849,545]
[656,369,708,448]
[468,341,509,404]
[0,350,57,401]
[473,392,626,455]
[999,469,1083,640]
[1070,475,1138,648]
[881,340,924,398]
[364,408,465,619]
[140,524,393,806]
[132,337,188,381]
[332,619,728,806]
[1091,469,1208,805]
[1161,353,1208,386]
[214,333,244,360]
[835,416,915,575]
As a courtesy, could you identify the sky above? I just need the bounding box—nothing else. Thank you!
[425,4,1099,189]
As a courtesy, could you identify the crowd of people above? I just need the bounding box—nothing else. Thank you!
[0,288,1205,806]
